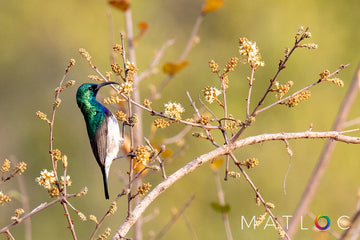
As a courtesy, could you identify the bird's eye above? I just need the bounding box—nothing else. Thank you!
[88,86,92,90]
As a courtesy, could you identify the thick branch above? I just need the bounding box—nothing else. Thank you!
[112,130,360,239]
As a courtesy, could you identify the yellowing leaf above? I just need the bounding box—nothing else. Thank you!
[138,21,149,33]
[162,61,189,74]
[210,158,223,170]
[133,161,148,176]
[109,0,131,11]
[202,0,224,13]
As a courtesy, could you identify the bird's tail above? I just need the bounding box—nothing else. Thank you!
[101,168,109,199]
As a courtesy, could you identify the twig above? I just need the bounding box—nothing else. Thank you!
[230,28,330,143]
[339,209,360,240]
[344,117,360,129]
[137,39,175,82]
[107,10,117,65]
[153,194,196,240]
[256,63,351,115]
[111,130,360,239]
[186,90,220,147]
[230,152,290,240]
[163,125,192,145]
[182,213,198,240]
[144,137,167,179]
[14,156,32,240]
[282,139,293,195]
[48,61,77,239]
[286,63,360,238]
[246,67,256,118]
[5,230,15,240]
[213,169,233,240]
[0,193,78,234]
[149,8,204,101]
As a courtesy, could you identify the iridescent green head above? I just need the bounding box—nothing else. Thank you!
[76,82,118,111]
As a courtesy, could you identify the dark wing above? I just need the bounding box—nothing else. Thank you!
[91,115,109,169]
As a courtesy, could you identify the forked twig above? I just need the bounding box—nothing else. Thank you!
[287,64,360,238]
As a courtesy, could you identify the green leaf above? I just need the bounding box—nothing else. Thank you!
[210,202,231,213]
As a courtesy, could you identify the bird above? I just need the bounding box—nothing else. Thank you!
[76,82,123,199]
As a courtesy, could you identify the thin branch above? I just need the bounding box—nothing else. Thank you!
[256,63,351,115]
[287,63,360,238]
[186,90,220,147]
[144,137,167,179]
[282,139,293,195]
[246,67,256,118]
[111,130,360,239]
[14,157,32,240]
[339,209,360,240]
[0,193,78,234]
[137,39,175,82]
[163,125,193,145]
[230,28,331,143]
[149,9,204,101]
[48,61,77,239]
[230,152,290,240]
[153,194,195,240]
[213,169,233,240]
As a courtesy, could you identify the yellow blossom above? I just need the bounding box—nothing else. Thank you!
[1,158,11,173]
[203,86,222,103]
[153,119,170,128]
[241,158,259,169]
[60,175,72,187]
[209,59,219,73]
[0,192,11,205]
[239,37,264,68]
[164,102,185,120]
[137,183,152,196]
[119,82,134,95]
[36,169,56,190]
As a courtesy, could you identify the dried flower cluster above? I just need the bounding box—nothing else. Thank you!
[119,81,134,95]
[77,212,87,221]
[224,57,239,73]
[143,99,152,109]
[273,81,294,100]
[97,227,111,240]
[153,118,170,128]
[88,75,103,82]
[1,158,10,173]
[239,37,264,68]
[319,69,344,87]
[134,145,152,170]
[281,90,312,107]
[113,44,122,53]
[137,182,152,196]
[209,59,219,73]
[103,95,125,105]
[111,63,122,75]
[109,201,117,215]
[79,48,92,65]
[241,158,259,169]
[36,111,51,124]
[203,86,222,104]
[36,169,56,190]
[164,102,185,120]
[115,110,128,122]
[36,169,72,197]
[11,208,25,222]
[228,171,241,178]
[0,191,11,206]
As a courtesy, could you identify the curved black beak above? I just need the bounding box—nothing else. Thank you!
[95,81,119,91]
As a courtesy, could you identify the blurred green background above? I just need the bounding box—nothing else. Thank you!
[1,0,360,239]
